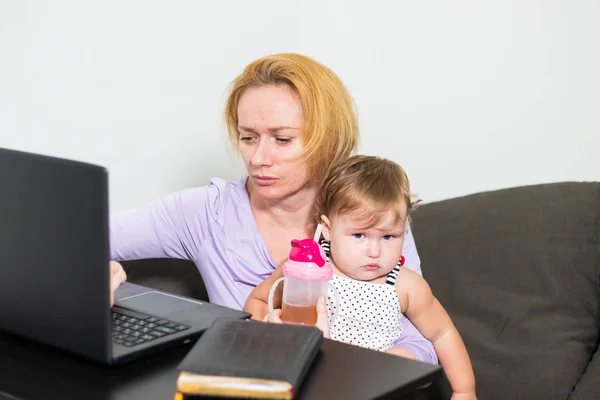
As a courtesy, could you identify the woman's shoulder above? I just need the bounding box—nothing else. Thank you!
[201,176,251,225]
[160,176,248,220]
[206,176,246,192]
[204,175,247,205]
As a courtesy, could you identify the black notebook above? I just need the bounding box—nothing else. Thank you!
[175,319,323,399]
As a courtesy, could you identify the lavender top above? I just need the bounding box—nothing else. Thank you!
[110,177,438,364]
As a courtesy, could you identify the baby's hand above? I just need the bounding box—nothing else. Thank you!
[263,309,284,324]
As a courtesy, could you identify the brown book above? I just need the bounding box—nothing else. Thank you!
[175,319,323,399]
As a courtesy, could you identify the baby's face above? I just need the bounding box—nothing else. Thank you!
[323,208,406,282]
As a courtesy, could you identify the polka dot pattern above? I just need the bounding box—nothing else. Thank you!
[327,274,403,352]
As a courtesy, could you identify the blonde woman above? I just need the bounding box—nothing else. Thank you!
[110,53,438,364]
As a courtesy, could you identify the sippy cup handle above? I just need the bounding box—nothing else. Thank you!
[327,283,341,326]
[267,277,285,314]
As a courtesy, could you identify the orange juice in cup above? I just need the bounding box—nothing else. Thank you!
[268,238,338,326]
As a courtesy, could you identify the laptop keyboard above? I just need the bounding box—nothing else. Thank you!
[111,308,190,347]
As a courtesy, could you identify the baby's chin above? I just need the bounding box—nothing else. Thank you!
[341,267,390,283]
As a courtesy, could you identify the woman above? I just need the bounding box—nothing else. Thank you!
[109,53,438,364]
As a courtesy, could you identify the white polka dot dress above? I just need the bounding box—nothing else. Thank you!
[322,240,404,352]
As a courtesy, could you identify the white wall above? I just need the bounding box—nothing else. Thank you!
[1,1,599,211]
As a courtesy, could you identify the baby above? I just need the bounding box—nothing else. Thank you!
[247,155,476,399]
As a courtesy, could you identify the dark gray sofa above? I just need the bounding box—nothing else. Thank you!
[123,181,600,400]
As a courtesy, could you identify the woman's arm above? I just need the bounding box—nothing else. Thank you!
[244,262,284,320]
[110,187,210,261]
[247,263,331,339]
[398,269,476,398]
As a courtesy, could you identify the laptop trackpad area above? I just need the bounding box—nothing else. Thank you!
[117,292,203,319]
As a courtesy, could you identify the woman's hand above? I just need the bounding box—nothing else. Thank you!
[110,261,127,306]
[262,309,284,324]
[262,297,330,339]
[314,296,330,339]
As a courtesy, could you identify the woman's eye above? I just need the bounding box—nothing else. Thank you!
[275,137,292,144]
[353,233,365,239]
[383,235,394,240]
[239,136,254,143]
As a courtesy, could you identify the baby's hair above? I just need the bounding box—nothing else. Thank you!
[315,155,420,228]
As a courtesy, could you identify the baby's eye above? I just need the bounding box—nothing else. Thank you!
[383,235,394,240]
[353,233,365,239]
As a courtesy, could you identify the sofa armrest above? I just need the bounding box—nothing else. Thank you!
[570,343,600,399]
[411,182,600,399]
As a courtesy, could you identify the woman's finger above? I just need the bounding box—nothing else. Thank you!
[109,261,127,306]
[315,296,330,338]
[266,309,283,324]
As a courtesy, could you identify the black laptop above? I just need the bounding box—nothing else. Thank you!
[0,147,250,365]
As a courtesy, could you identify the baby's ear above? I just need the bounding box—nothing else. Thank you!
[320,215,332,240]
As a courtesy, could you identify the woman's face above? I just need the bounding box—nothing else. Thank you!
[237,84,311,201]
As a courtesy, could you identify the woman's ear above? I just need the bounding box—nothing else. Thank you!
[320,215,332,240]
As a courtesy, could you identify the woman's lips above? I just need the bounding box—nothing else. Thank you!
[252,175,278,186]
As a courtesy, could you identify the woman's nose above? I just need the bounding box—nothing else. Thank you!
[250,137,274,167]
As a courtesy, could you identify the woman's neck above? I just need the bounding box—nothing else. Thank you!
[247,180,319,236]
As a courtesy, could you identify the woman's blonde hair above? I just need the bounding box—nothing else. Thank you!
[316,155,419,228]
[224,53,359,182]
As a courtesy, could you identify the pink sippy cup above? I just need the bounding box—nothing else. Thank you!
[268,238,339,326]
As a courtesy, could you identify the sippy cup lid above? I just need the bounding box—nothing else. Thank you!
[289,239,325,266]
[283,238,332,280]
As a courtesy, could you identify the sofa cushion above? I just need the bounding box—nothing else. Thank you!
[411,182,600,400]
[122,258,209,301]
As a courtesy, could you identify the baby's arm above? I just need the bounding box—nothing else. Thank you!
[396,269,476,398]
[244,263,284,320]
[392,227,438,364]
